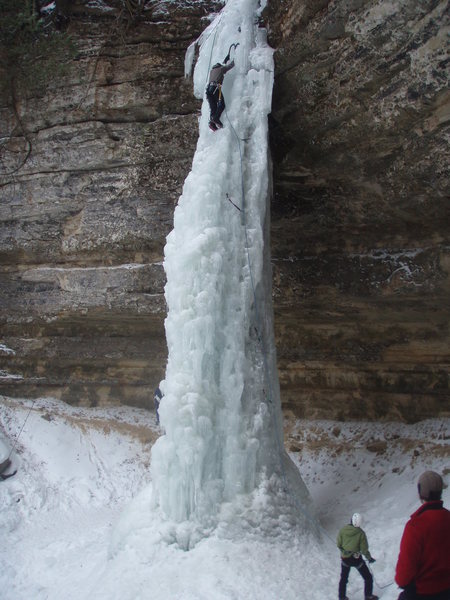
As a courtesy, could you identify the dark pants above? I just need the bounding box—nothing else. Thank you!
[339,555,373,599]
[154,398,160,424]
[206,83,225,124]
[398,588,450,600]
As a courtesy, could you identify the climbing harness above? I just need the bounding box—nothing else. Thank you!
[206,82,222,102]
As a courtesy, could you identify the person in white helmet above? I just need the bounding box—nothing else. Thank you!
[336,513,378,600]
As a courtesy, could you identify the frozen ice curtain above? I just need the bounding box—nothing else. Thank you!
[113,0,313,552]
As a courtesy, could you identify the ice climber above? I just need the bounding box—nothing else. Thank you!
[337,512,378,600]
[206,59,235,131]
[395,470,450,600]
[154,386,162,424]
[0,457,16,480]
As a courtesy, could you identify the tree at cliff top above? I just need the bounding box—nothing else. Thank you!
[0,0,76,176]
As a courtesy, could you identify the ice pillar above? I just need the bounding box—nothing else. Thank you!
[150,0,311,541]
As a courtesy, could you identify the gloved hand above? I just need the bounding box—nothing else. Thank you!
[368,558,376,564]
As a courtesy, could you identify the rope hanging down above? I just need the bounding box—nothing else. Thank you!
[225,102,395,592]
[225,105,324,536]
[206,15,330,541]
[8,398,38,461]
[203,17,394,592]
[0,397,37,481]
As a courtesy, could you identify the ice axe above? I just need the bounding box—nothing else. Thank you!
[223,42,239,64]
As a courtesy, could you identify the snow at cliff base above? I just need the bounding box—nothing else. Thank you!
[0,396,449,600]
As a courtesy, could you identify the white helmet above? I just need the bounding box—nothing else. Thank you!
[352,513,362,528]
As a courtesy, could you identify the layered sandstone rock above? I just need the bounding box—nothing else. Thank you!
[266,0,449,420]
[0,0,219,406]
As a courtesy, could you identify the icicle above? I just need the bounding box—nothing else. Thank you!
[184,41,196,79]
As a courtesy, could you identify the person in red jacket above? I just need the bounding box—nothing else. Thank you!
[395,470,450,600]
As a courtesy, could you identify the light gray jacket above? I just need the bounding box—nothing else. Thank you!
[208,60,234,85]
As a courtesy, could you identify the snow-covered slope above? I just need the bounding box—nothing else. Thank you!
[1,395,448,600]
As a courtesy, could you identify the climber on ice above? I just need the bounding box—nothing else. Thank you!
[206,43,238,131]
[0,458,16,480]
[0,438,16,481]
[206,61,234,130]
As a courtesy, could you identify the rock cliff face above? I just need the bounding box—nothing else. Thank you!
[266,0,449,420]
[1,0,448,420]
[0,0,218,407]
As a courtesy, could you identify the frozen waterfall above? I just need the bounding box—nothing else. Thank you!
[112,0,313,553]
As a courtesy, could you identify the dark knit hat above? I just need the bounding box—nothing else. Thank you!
[417,470,443,501]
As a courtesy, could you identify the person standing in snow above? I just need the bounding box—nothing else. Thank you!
[154,386,162,424]
[206,59,235,130]
[395,470,450,600]
[337,513,378,600]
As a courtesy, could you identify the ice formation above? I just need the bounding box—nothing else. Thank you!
[113,0,313,552]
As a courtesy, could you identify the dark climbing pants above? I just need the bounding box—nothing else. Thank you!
[339,555,373,599]
[206,83,225,124]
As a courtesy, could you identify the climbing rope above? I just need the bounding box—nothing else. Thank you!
[203,14,223,90]
[7,397,38,462]
[215,22,328,536]
[201,17,303,528]
[206,18,339,542]
[368,563,395,591]
[227,103,397,595]
[225,108,397,595]
[202,16,395,592]
[224,103,331,539]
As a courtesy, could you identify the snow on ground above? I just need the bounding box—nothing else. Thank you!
[0,395,448,600]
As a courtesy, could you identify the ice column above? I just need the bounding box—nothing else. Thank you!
[150,0,311,537]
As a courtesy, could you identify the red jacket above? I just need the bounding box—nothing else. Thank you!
[395,501,450,595]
